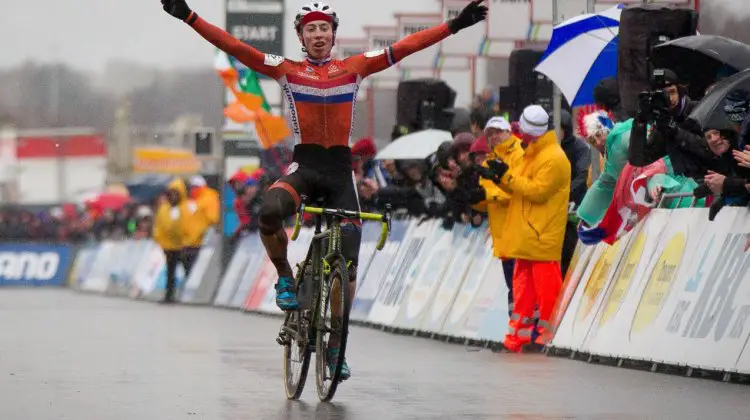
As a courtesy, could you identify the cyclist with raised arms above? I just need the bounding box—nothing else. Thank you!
[160,0,488,380]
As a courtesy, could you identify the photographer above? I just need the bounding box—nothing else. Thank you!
[629,69,714,179]
[435,134,488,228]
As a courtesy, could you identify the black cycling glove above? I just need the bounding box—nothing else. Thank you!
[162,0,193,22]
[448,0,488,34]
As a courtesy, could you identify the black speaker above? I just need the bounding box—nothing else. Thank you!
[396,79,456,131]
[195,131,213,155]
[497,86,518,119]
[508,49,569,120]
[618,5,698,118]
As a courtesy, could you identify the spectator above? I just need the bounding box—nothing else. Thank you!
[153,179,190,304]
[577,111,631,227]
[628,70,715,179]
[133,206,154,240]
[486,105,571,352]
[352,137,378,175]
[475,116,524,314]
[469,108,491,137]
[469,135,490,165]
[558,110,591,276]
[184,175,220,264]
[473,85,498,115]
[228,170,255,244]
[370,159,397,187]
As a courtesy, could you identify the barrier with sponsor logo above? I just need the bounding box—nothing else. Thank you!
[0,243,74,287]
[549,207,750,376]
[20,204,748,379]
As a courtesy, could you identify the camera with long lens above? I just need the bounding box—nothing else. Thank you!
[637,68,671,122]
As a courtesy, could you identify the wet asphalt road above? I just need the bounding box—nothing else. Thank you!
[0,289,748,420]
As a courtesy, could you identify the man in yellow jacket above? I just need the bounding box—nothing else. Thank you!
[153,178,191,303]
[481,105,571,352]
[475,116,524,314]
[184,175,220,263]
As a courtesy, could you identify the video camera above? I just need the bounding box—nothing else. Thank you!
[637,68,672,123]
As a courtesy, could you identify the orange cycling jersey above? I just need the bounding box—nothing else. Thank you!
[190,17,451,148]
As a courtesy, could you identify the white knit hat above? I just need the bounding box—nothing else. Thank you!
[189,175,207,187]
[519,105,550,138]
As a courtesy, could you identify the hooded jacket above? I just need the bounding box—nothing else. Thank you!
[476,135,525,258]
[184,185,220,247]
[497,131,571,261]
[153,178,189,251]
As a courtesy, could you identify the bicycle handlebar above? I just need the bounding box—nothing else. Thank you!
[290,198,392,251]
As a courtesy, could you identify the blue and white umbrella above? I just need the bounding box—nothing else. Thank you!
[535,5,624,107]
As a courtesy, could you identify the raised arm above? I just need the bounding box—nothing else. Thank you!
[161,0,285,79]
[349,0,487,77]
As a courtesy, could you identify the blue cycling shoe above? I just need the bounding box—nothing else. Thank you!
[327,348,351,381]
[274,276,298,311]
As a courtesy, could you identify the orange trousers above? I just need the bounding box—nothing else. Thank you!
[503,259,562,352]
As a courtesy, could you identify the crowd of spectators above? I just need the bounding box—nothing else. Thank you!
[0,204,154,243]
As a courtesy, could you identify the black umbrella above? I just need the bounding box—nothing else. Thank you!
[653,35,750,98]
[688,69,750,131]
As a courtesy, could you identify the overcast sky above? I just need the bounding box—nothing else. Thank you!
[0,0,224,72]
[1,0,747,73]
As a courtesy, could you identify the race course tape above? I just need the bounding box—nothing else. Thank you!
[18,206,749,376]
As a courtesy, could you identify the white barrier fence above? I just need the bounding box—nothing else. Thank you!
[69,219,512,344]
[551,207,750,375]
[67,207,750,376]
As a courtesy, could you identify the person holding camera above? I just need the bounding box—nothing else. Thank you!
[628,69,714,179]
[478,106,571,352]
[471,116,525,312]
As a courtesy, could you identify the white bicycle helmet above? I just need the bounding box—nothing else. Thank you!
[294,2,339,33]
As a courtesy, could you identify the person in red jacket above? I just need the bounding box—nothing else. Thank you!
[228,169,264,244]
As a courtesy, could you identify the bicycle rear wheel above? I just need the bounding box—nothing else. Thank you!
[315,257,350,402]
[282,264,313,400]
[283,310,311,399]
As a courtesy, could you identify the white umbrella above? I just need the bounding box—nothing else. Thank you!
[535,5,624,107]
[375,129,453,160]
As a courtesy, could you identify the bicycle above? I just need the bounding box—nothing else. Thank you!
[276,196,391,402]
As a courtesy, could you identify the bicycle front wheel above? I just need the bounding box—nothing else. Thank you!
[315,257,350,402]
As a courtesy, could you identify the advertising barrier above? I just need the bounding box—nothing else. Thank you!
[0,243,74,287]
[351,220,408,322]
[19,205,749,379]
[181,230,223,305]
[550,207,750,375]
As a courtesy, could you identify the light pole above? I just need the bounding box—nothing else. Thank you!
[49,46,65,203]
[552,0,562,140]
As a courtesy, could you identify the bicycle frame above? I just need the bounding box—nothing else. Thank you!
[292,202,391,330]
